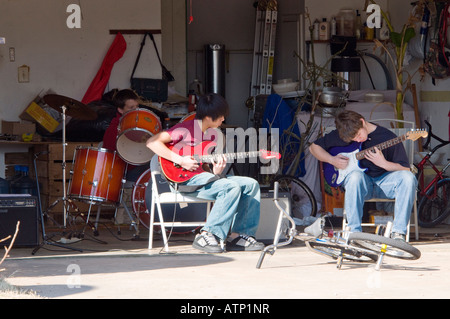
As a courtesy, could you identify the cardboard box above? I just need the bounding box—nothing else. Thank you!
[20,100,59,133]
[1,120,36,136]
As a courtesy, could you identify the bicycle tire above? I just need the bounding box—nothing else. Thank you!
[418,178,450,228]
[273,175,317,217]
[348,232,421,260]
[306,240,378,262]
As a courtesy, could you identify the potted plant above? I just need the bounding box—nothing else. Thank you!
[369,0,427,127]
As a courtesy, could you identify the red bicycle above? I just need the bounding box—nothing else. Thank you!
[416,120,450,227]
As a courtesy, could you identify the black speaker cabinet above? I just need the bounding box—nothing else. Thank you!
[0,195,39,247]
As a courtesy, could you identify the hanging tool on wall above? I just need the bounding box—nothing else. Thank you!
[250,0,278,97]
[188,0,194,24]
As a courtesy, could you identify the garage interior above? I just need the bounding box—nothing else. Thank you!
[0,0,449,251]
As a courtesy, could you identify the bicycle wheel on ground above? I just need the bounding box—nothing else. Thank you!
[418,178,450,228]
[273,175,317,218]
[348,232,421,260]
[306,240,378,263]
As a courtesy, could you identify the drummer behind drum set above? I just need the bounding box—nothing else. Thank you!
[102,89,157,224]
[102,89,148,181]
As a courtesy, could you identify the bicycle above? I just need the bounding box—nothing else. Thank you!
[415,120,450,227]
[272,175,318,218]
[304,220,421,270]
[256,182,421,270]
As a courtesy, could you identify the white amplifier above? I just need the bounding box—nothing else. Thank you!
[254,191,291,244]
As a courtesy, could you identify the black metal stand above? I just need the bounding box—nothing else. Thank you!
[31,151,82,255]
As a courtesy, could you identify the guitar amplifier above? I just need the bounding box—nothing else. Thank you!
[0,195,39,247]
[255,190,291,244]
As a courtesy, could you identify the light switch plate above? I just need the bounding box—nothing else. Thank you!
[18,65,30,83]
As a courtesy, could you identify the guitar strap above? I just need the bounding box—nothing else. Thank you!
[170,174,225,193]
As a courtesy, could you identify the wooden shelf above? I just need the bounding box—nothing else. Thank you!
[306,39,383,44]
[109,29,161,35]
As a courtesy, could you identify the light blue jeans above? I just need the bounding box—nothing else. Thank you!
[342,170,417,235]
[180,173,261,241]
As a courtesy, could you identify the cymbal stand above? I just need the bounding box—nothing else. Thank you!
[61,104,68,227]
[32,151,82,255]
[41,104,72,228]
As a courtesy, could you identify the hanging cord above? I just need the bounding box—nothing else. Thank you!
[358,52,376,90]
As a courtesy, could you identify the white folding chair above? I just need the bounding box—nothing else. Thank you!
[342,119,420,241]
[148,155,214,252]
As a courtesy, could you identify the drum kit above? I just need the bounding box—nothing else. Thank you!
[40,94,164,241]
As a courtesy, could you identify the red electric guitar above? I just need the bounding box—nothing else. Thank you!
[159,141,281,183]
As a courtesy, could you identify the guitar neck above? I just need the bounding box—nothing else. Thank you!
[199,150,262,162]
[355,134,406,160]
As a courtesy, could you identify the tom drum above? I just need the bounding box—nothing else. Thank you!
[116,108,161,165]
[68,147,126,203]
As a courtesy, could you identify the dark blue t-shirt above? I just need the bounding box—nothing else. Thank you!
[313,124,410,177]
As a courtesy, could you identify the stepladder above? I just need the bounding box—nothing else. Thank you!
[250,0,278,97]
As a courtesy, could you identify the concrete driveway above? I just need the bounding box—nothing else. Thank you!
[2,223,450,304]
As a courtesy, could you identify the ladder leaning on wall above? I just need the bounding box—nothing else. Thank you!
[250,0,278,97]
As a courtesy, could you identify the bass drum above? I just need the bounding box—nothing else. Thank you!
[179,112,196,123]
[132,169,152,228]
[132,168,207,233]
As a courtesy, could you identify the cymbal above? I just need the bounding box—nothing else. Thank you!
[43,94,98,120]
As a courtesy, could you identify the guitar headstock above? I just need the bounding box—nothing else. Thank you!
[260,150,281,159]
[406,129,428,141]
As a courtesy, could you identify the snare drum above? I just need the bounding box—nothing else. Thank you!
[116,108,161,165]
[68,147,126,203]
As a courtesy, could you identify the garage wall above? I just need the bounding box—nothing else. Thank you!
[0,0,162,122]
[186,0,305,128]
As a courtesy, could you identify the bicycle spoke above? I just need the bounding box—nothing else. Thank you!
[306,239,377,263]
[274,175,317,218]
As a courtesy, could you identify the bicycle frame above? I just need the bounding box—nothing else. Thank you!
[415,120,450,199]
[416,153,450,198]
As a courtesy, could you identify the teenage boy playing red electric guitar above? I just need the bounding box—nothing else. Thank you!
[146,93,264,253]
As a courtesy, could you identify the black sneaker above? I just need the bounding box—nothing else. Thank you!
[226,235,265,251]
[192,232,224,253]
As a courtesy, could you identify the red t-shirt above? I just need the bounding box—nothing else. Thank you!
[166,119,220,146]
[166,119,222,158]
[102,112,121,151]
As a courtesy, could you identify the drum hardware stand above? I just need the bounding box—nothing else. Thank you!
[89,177,141,238]
[32,152,83,255]
[114,177,141,238]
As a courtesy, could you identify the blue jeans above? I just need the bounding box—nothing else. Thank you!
[342,170,417,235]
[180,173,260,240]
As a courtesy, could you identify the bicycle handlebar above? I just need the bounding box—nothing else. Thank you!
[423,120,450,153]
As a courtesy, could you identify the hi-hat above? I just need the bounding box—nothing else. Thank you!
[44,94,98,120]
